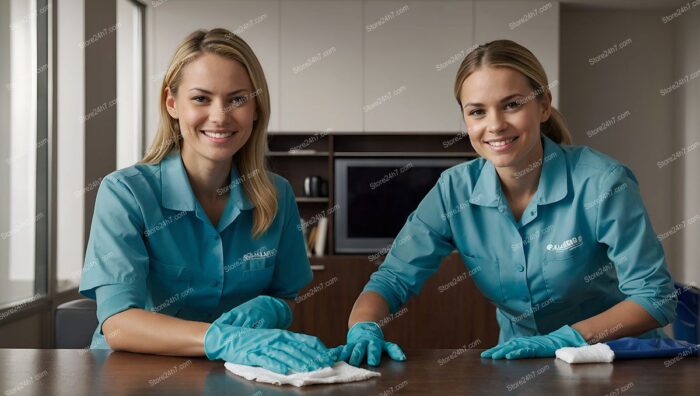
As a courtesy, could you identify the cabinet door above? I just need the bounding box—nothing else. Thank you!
[381,253,499,349]
[288,258,376,346]
[474,1,560,107]
[364,1,474,133]
[288,254,499,349]
[279,1,363,132]
[148,0,281,134]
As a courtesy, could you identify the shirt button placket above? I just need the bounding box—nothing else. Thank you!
[212,232,224,298]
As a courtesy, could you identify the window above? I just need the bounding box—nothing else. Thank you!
[0,0,49,307]
[116,0,145,168]
[55,0,85,291]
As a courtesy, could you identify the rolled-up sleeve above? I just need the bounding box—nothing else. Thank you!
[362,175,455,313]
[79,175,150,334]
[265,179,313,299]
[595,165,677,326]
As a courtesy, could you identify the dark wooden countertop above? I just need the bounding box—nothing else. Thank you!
[0,348,697,395]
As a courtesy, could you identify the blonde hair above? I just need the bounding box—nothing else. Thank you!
[454,40,572,145]
[142,28,276,238]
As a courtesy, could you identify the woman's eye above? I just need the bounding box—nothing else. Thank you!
[468,109,484,117]
[192,96,208,103]
[231,96,248,107]
[505,101,522,110]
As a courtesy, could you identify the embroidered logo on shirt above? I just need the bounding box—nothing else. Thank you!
[546,235,583,252]
[242,248,277,261]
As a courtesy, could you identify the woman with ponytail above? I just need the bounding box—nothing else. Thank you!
[334,40,676,365]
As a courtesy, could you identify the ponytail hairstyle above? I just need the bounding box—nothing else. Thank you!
[454,39,572,145]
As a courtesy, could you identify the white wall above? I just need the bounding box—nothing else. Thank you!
[673,8,700,287]
[561,6,699,286]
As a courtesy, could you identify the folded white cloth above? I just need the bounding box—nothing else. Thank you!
[224,361,381,387]
[555,343,615,364]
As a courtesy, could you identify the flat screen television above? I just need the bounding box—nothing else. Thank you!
[334,158,465,254]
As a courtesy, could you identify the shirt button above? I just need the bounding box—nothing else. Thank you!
[530,210,535,216]
[516,265,525,272]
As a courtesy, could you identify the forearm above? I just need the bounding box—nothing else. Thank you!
[102,308,210,356]
[572,300,662,343]
[348,291,390,329]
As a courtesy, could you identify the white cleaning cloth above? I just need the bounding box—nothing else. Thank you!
[555,343,615,364]
[224,361,381,387]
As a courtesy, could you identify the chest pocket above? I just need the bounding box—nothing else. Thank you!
[148,260,191,317]
[541,241,594,303]
[226,256,276,296]
[459,253,504,304]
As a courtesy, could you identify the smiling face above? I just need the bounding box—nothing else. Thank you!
[165,52,258,166]
[459,66,551,171]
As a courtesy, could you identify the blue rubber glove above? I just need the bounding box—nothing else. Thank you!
[331,322,406,366]
[204,323,334,374]
[481,325,588,360]
[213,296,292,329]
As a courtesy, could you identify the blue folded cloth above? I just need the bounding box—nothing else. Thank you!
[605,337,700,359]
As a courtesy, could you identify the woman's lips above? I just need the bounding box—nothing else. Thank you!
[485,136,518,152]
[200,130,236,143]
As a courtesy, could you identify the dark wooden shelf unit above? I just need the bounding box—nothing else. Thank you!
[266,132,477,257]
[267,133,497,348]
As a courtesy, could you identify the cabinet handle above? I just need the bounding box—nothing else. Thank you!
[310,265,325,271]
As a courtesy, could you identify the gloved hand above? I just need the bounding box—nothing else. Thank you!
[480,325,588,360]
[204,322,335,375]
[331,322,406,366]
[213,295,291,329]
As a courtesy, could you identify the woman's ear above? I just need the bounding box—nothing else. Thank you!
[539,91,553,123]
[165,87,178,119]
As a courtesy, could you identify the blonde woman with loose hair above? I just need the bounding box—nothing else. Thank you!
[335,40,675,366]
[80,28,335,374]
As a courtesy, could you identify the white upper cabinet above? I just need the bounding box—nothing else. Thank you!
[474,1,560,107]
[279,0,363,132]
[148,1,560,134]
[363,1,474,133]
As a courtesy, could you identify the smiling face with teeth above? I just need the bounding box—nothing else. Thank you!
[165,52,258,168]
[459,66,552,175]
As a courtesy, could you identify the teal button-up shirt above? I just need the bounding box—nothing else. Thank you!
[364,135,676,343]
[79,151,312,348]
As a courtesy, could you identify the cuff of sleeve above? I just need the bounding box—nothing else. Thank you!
[626,295,676,327]
[362,284,401,314]
[94,284,146,334]
[559,325,588,347]
[269,296,293,329]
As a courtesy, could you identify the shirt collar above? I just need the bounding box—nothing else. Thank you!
[161,151,255,212]
[536,134,569,205]
[469,134,568,207]
[225,164,255,211]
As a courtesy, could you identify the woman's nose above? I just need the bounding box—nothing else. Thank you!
[486,110,507,134]
[208,100,229,123]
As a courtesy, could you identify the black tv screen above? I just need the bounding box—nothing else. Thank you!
[335,158,464,253]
